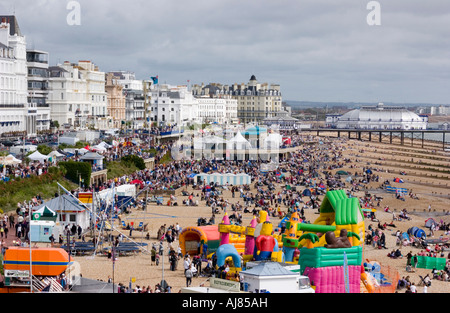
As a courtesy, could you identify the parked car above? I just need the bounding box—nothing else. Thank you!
[1,140,14,147]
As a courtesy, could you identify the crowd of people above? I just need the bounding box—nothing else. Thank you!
[2,127,450,293]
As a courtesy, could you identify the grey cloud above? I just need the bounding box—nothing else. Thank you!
[6,0,450,104]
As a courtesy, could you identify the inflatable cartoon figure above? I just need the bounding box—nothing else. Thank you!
[324,229,352,249]
[255,221,276,261]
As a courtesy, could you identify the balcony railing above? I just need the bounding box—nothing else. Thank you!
[0,104,26,108]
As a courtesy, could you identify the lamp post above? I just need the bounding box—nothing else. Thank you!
[28,213,33,292]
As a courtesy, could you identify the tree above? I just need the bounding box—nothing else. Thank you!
[299,233,320,249]
[37,144,53,155]
[346,231,361,246]
[121,155,146,170]
[58,160,92,187]
[51,120,60,129]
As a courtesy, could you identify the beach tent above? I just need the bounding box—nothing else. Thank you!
[282,137,291,145]
[32,206,57,222]
[393,178,404,183]
[92,144,107,153]
[28,150,49,163]
[302,189,312,197]
[424,218,437,229]
[98,141,112,149]
[76,148,89,155]
[0,154,22,175]
[0,154,22,166]
[407,227,426,239]
[48,150,65,160]
[336,170,349,175]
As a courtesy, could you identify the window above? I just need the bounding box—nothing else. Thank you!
[69,214,76,222]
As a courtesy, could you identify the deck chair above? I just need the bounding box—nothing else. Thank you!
[121,221,127,228]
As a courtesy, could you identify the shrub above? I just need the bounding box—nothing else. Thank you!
[121,155,146,170]
[58,160,92,186]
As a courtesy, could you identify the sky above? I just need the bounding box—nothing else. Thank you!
[2,0,450,104]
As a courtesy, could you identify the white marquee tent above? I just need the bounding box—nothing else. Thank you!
[28,150,50,163]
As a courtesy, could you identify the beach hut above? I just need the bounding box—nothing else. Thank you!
[80,151,104,170]
[424,218,437,229]
[30,220,56,243]
[240,262,315,293]
[32,194,90,238]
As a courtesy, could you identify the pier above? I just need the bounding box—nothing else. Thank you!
[313,129,450,151]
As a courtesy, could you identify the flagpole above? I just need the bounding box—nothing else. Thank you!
[29,213,33,292]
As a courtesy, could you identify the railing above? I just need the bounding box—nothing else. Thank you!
[0,104,26,108]
[32,275,64,292]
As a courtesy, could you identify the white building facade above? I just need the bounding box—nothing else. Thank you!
[77,61,108,129]
[48,61,107,129]
[150,85,200,127]
[27,49,51,136]
[191,76,283,125]
[0,16,28,138]
[48,63,88,128]
[109,71,146,129]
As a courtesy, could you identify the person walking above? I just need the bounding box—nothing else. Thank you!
[184,255,191,274]
[185,266,193,287]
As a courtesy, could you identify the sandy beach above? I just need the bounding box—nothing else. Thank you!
[40,134,450,293]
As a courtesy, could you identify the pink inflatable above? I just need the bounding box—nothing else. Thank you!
[303,265,361,293]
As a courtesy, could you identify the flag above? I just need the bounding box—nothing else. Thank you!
[151,76,159,84]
